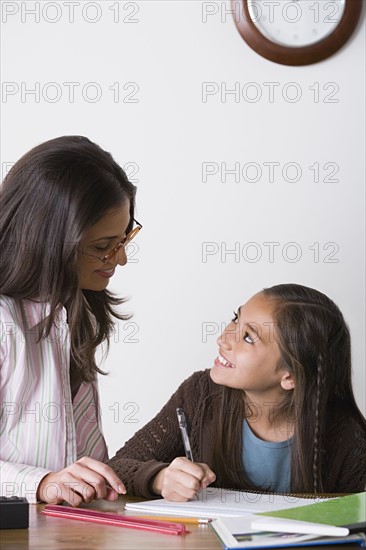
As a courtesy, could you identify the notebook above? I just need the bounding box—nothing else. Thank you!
[210,514,366,550]
[125,488,331,519]
[255,492,366,534]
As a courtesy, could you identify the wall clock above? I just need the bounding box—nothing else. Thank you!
[232,0,363,65]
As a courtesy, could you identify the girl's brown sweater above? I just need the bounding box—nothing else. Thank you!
[108,370,366,498]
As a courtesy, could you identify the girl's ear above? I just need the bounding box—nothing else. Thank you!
[280,371,295,391]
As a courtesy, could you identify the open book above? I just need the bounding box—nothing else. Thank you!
[210,515,366,549]
[125,488,330,519]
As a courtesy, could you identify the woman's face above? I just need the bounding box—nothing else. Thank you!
[210,292,294,399]
[77,202,131,291]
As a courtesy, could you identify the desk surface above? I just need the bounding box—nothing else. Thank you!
[0,497,362,550]
[1,497,221,550]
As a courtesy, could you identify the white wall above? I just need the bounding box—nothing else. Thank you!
[1,1,365,457]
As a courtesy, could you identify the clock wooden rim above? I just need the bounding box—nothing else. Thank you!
[232,0,363,66]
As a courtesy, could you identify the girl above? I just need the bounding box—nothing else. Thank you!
[0,136,141,506]
[109,284,366,499]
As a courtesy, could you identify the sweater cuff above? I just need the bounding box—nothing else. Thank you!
[132,461,170,499]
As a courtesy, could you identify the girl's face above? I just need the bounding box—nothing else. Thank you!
[210,292,294,397]
[77,202,131,291]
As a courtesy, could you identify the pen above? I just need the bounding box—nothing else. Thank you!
[176,407,200,501]
[176,407,194,461]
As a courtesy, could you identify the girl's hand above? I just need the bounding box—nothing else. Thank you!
[152,457,216,501]
[36,456,126,506]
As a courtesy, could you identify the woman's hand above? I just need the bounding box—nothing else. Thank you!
[36,456,126,506]
[152,457,216,501]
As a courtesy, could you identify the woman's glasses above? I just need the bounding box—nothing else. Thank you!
[83,219,142,264]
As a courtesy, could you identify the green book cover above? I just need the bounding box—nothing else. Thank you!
[258,492,366,527]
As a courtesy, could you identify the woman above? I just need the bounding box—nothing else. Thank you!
[108,284,366,499]
[0,135,141,505]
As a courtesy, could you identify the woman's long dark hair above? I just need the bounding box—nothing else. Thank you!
[213,283,365,493]
[0,135,136,382]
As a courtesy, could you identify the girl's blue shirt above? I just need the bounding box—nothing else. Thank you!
[242,419,293,493]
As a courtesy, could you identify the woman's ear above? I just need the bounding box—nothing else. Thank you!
[280,371,295,391]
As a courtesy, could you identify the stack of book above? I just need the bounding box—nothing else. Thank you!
[126,488,366,549]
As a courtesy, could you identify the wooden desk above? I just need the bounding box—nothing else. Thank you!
[0,497,221,550]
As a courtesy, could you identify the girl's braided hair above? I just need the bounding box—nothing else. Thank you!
[263,283,355,493]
